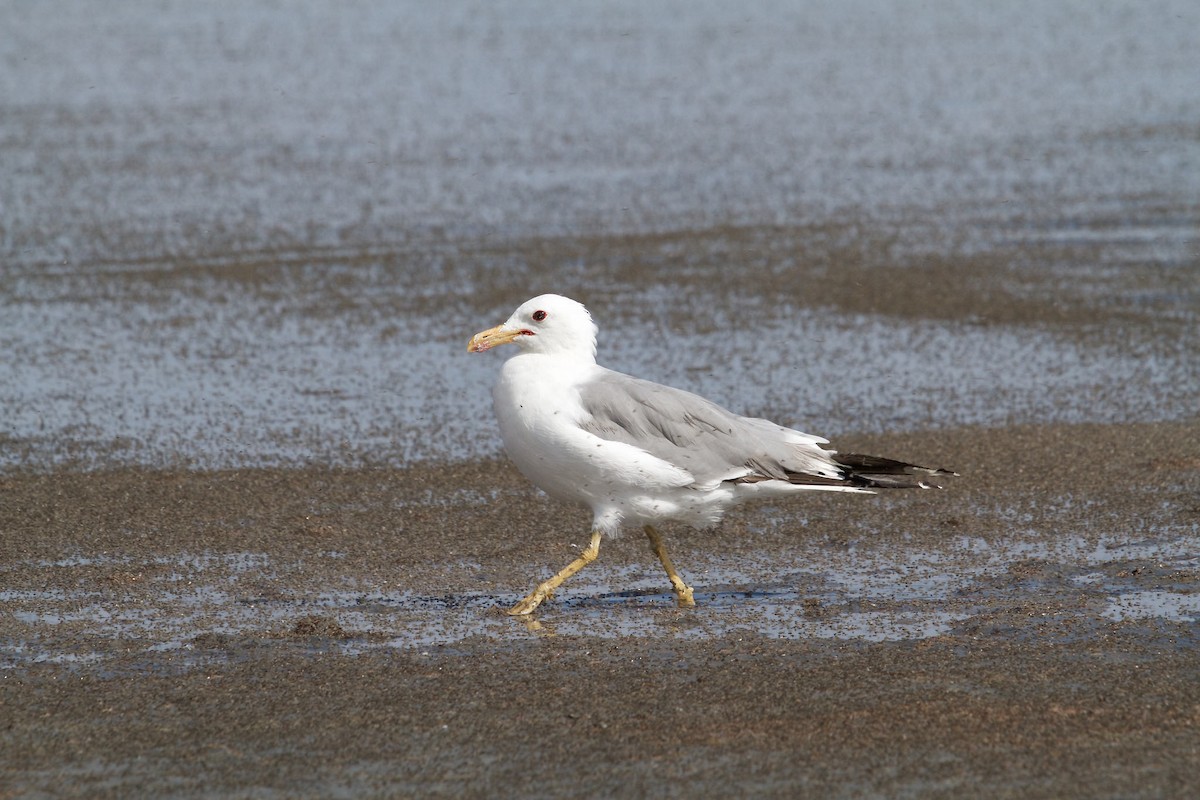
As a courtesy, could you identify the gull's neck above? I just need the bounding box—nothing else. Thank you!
[502,350,599,388]
[530,334,597,362]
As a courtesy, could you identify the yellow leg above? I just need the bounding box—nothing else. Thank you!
[644,525,696,608]
[508,530,603,616]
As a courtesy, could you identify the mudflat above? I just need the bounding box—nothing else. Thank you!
[3,419,1198,797]
[3,4,1198,797]
[3,217,1197,797]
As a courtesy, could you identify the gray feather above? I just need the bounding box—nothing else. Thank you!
[576,370,842,487]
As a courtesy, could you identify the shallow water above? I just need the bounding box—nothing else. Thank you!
[4,283,1195,469]
[2,0,1198,667]
[4,513,1195,670]
[3,1,1198,471]
[4,2,1197,259]
[5,7,1200,797]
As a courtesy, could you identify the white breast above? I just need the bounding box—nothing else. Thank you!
[492,353,697,531]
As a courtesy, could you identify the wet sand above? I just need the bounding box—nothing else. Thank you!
[3,420,1199,797]
[4,3,1199,797]
[3,213,1198,799]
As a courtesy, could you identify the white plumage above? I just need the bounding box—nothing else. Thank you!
[469,293,953,615]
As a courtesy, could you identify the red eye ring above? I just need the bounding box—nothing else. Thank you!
[532,310,547,322]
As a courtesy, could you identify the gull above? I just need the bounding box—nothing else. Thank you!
[468,294,955,615]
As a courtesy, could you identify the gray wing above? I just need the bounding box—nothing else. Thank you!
[576,369,844,488]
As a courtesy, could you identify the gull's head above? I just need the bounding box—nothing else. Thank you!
[468,294,598,360]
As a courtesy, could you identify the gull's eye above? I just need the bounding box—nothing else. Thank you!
[532,310,547,322]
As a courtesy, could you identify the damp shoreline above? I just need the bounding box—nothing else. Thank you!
[3,421,1200,797]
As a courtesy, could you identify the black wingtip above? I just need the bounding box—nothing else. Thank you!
[832,453,958,489]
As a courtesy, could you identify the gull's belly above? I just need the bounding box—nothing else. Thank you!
[491,353,708,529]
[495,401,738,534]
[497,407,636,505]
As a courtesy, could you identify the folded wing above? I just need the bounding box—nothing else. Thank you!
[576,370,847,490]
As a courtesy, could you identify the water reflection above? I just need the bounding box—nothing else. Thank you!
[4,526,1196,670]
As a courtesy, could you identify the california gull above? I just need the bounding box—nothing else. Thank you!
[468,294,955,615]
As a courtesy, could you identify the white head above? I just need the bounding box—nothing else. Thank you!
[467,294,598,360]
